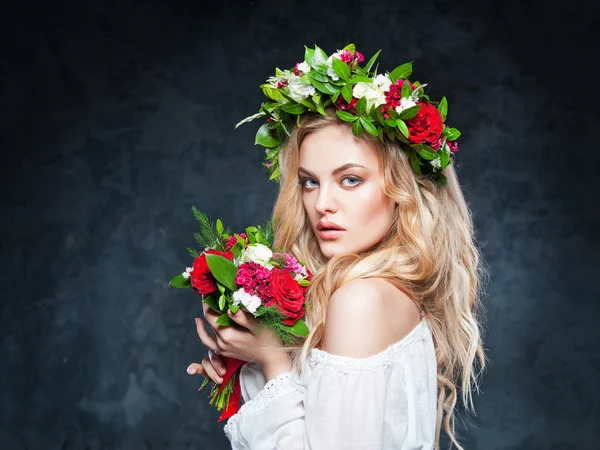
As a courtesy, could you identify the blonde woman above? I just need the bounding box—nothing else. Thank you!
[187,46,488,449]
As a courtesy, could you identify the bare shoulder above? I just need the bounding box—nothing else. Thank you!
[322,278,423,358]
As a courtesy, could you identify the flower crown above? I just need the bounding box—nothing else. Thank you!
[235,43,461,187]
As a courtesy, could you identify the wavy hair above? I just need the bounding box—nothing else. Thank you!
[270,109,488,450]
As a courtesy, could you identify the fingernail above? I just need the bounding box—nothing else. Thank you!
[216,377,223,384]
[219,368,226,376]
[195,318,200,326]
[187,366,194,374]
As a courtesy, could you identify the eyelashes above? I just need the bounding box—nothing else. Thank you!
[298,176,363,189]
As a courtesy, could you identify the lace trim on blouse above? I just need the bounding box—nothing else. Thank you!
[309,316,431,373]
[224,371,295,443]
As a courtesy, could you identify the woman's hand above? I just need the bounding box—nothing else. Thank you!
[186,347,227,385]
[191,301,293,380]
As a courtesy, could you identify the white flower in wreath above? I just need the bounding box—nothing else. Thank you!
[296,61,311,74]
[325,50,345,81]
[353,74,392,111]
[181,266,193,279]
[395,96,418,114]
[231,288,262,314]
[430,157,442,170]
[287,76,316,102]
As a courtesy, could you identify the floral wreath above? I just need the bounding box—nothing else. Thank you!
[235,43,461,187]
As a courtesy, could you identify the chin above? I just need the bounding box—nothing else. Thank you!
[318,241,355,259]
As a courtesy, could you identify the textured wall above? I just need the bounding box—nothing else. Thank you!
[1,0,598,448]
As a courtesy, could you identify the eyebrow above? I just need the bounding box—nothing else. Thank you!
[298,163,368,178]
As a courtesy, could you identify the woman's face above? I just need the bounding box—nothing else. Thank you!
[298,124,396,259]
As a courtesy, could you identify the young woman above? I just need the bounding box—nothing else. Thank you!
[187,48,487,449]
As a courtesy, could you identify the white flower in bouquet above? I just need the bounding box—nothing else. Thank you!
[236,243,274,268]
[231,288,262,314]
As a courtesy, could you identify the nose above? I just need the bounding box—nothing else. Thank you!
[314,183,338,215]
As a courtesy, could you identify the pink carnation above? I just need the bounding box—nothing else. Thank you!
[382,79,417,119]
[235,262,275,305]
[338,50,364,65]
[225,233,247,251]
[448,140,458,154]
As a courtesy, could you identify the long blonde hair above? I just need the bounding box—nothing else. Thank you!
[270,109,488,449]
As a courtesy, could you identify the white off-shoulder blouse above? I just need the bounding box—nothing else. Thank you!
[223,315,437,450]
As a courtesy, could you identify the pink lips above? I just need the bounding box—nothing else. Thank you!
[316,221,345,240]
[318,229,345,240]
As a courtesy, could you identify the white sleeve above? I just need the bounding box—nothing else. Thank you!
[224,320,436,450]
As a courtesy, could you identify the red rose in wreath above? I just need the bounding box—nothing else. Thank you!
[406,101,443,144]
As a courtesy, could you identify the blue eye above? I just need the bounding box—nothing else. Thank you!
[298,176,362,189]
[342,177,361,187]
[299,178,318,188]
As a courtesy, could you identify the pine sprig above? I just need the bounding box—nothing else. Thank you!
[259,218,275,248]
[191,206,221,250]
[255,305,301,346]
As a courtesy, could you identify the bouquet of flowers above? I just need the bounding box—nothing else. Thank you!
[170,207,312,421]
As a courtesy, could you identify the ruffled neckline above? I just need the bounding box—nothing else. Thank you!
[308,316,431,372]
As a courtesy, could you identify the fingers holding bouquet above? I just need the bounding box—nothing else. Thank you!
[170,210,313,421]
[187,349,226,386]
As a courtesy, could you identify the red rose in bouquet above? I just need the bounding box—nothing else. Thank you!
[270,268,306,326]
[190,249,234,295]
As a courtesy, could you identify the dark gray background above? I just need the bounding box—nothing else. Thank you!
[1,0,598,448]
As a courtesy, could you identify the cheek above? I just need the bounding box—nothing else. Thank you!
[352,187,394,231]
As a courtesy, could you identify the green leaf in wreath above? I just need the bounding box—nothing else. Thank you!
[336,110,359,122]
[307,71,329,83]
[331,57,350,82]
[349,75,372,83]
[218,293,226,310]
[304,46,315,66]
[397,105,420,120]
[401,80,413,99]
[205,254,237,292]
[416,146,437,161]
[352,119,364,137]
[396,119,409,139]
[389,61,413,83]
[281,103,307,115]
[409,151,422,175]
[342,43,356,53]
[364,49,381,73]
[440,147,450,169]
[310,78,337,95]
[341,83,353,103]
[255,123,279,148]
[360,117,378,136]
[216,219,224,236]
[437,96,448,119]
[356,97,367,115]
[443,127,461,141]
[314,45,328,65]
